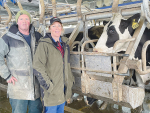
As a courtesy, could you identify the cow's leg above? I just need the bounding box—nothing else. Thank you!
[99,101,108,110]
[96,100,103,108]
[83,96,97,106]
[122,69,134,85]
[140,66,150,85]
[123,69,144,87]
[122,106,131,113]
[72,93,83,101]
[135,71,145,88]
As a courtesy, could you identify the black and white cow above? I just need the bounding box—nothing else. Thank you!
[92,13,150,111]
[65,26,104,51]
[93,13,150,86]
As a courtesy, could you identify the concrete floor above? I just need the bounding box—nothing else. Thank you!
[0,89,150,113]
[0,91,11,113]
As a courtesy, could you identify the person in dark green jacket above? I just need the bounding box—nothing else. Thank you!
[33,17,75,113]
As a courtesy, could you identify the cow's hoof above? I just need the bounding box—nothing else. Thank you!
[77,95,83,101]
[135,105,142,113]
[99,102,108,110]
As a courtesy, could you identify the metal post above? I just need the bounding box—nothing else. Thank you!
[52,0,57,17]
[4,3,12,26]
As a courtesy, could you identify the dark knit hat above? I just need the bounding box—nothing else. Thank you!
[50,17,62,25]
[15,10,31,23]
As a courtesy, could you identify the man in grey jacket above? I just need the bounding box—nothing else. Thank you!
[0,10,42,113]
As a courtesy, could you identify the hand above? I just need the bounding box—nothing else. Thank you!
[7,76,17,85]
[67,98,73,104]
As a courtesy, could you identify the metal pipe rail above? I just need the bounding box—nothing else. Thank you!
[17,1,23,10]
[112,38,135,75]
[118,16,146,74]
[143,0,150,23]
[45,1,149,24]
[71,0,145,109]
[133,40,150,75]
[71,39,145,109]
[0,27,7,30]
[39,0,45,24]
[3,3,12,26]
[56,7,71,14]
[112,0,119,13]
[45,5,71,14]
[77,0,82,19]
[70,51,129,57]
[71,67,116,75]
[113,38,135,53]
[70,41,82,51]
[70,39,129,77]
[52,0,56,17]
[142,40,150,71]
[71,39,129,56]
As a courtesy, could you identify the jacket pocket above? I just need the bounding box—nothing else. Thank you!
[14,70,30,76]
[10,70,31,90]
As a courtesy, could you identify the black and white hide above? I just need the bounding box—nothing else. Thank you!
[93,13,150,87]
[65,26,104,51]
[92,13,150,111]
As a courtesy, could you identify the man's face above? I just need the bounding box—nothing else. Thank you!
[17,14,30,32]
[49,22,62,38]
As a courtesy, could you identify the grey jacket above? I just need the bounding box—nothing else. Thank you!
[0,24,42,100]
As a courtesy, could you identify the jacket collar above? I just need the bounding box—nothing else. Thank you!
[6,23,35,41]
[8,23,35,35]
[44,33,68,44]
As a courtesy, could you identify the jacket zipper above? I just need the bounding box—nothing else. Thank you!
[19,33,36,99]
[52,42,66,87]
[40,38,69,96]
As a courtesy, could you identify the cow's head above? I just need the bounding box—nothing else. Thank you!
[93,13,140,53]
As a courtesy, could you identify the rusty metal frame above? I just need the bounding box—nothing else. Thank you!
[71,39,145,109]
[70,41,82,51]
[68,21,84,47]
[142,41,150,71]
[70,39,129,74]
[17,1,23,10]
[3,3,12,26]
[118,16,146,74]
[135,40,150,75]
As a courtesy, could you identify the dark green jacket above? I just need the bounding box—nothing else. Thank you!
[33,33,74,106]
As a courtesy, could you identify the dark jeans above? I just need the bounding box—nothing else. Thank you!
[9,98,43,113]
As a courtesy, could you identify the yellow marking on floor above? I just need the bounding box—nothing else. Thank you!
[64,106,85,113]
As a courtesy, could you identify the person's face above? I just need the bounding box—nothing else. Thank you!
[49,22,62,38]
[17,14,30,32]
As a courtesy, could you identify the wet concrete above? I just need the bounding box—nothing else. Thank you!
[66,99,142,113]
[0,84,149,113]
[0,91,11,113]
